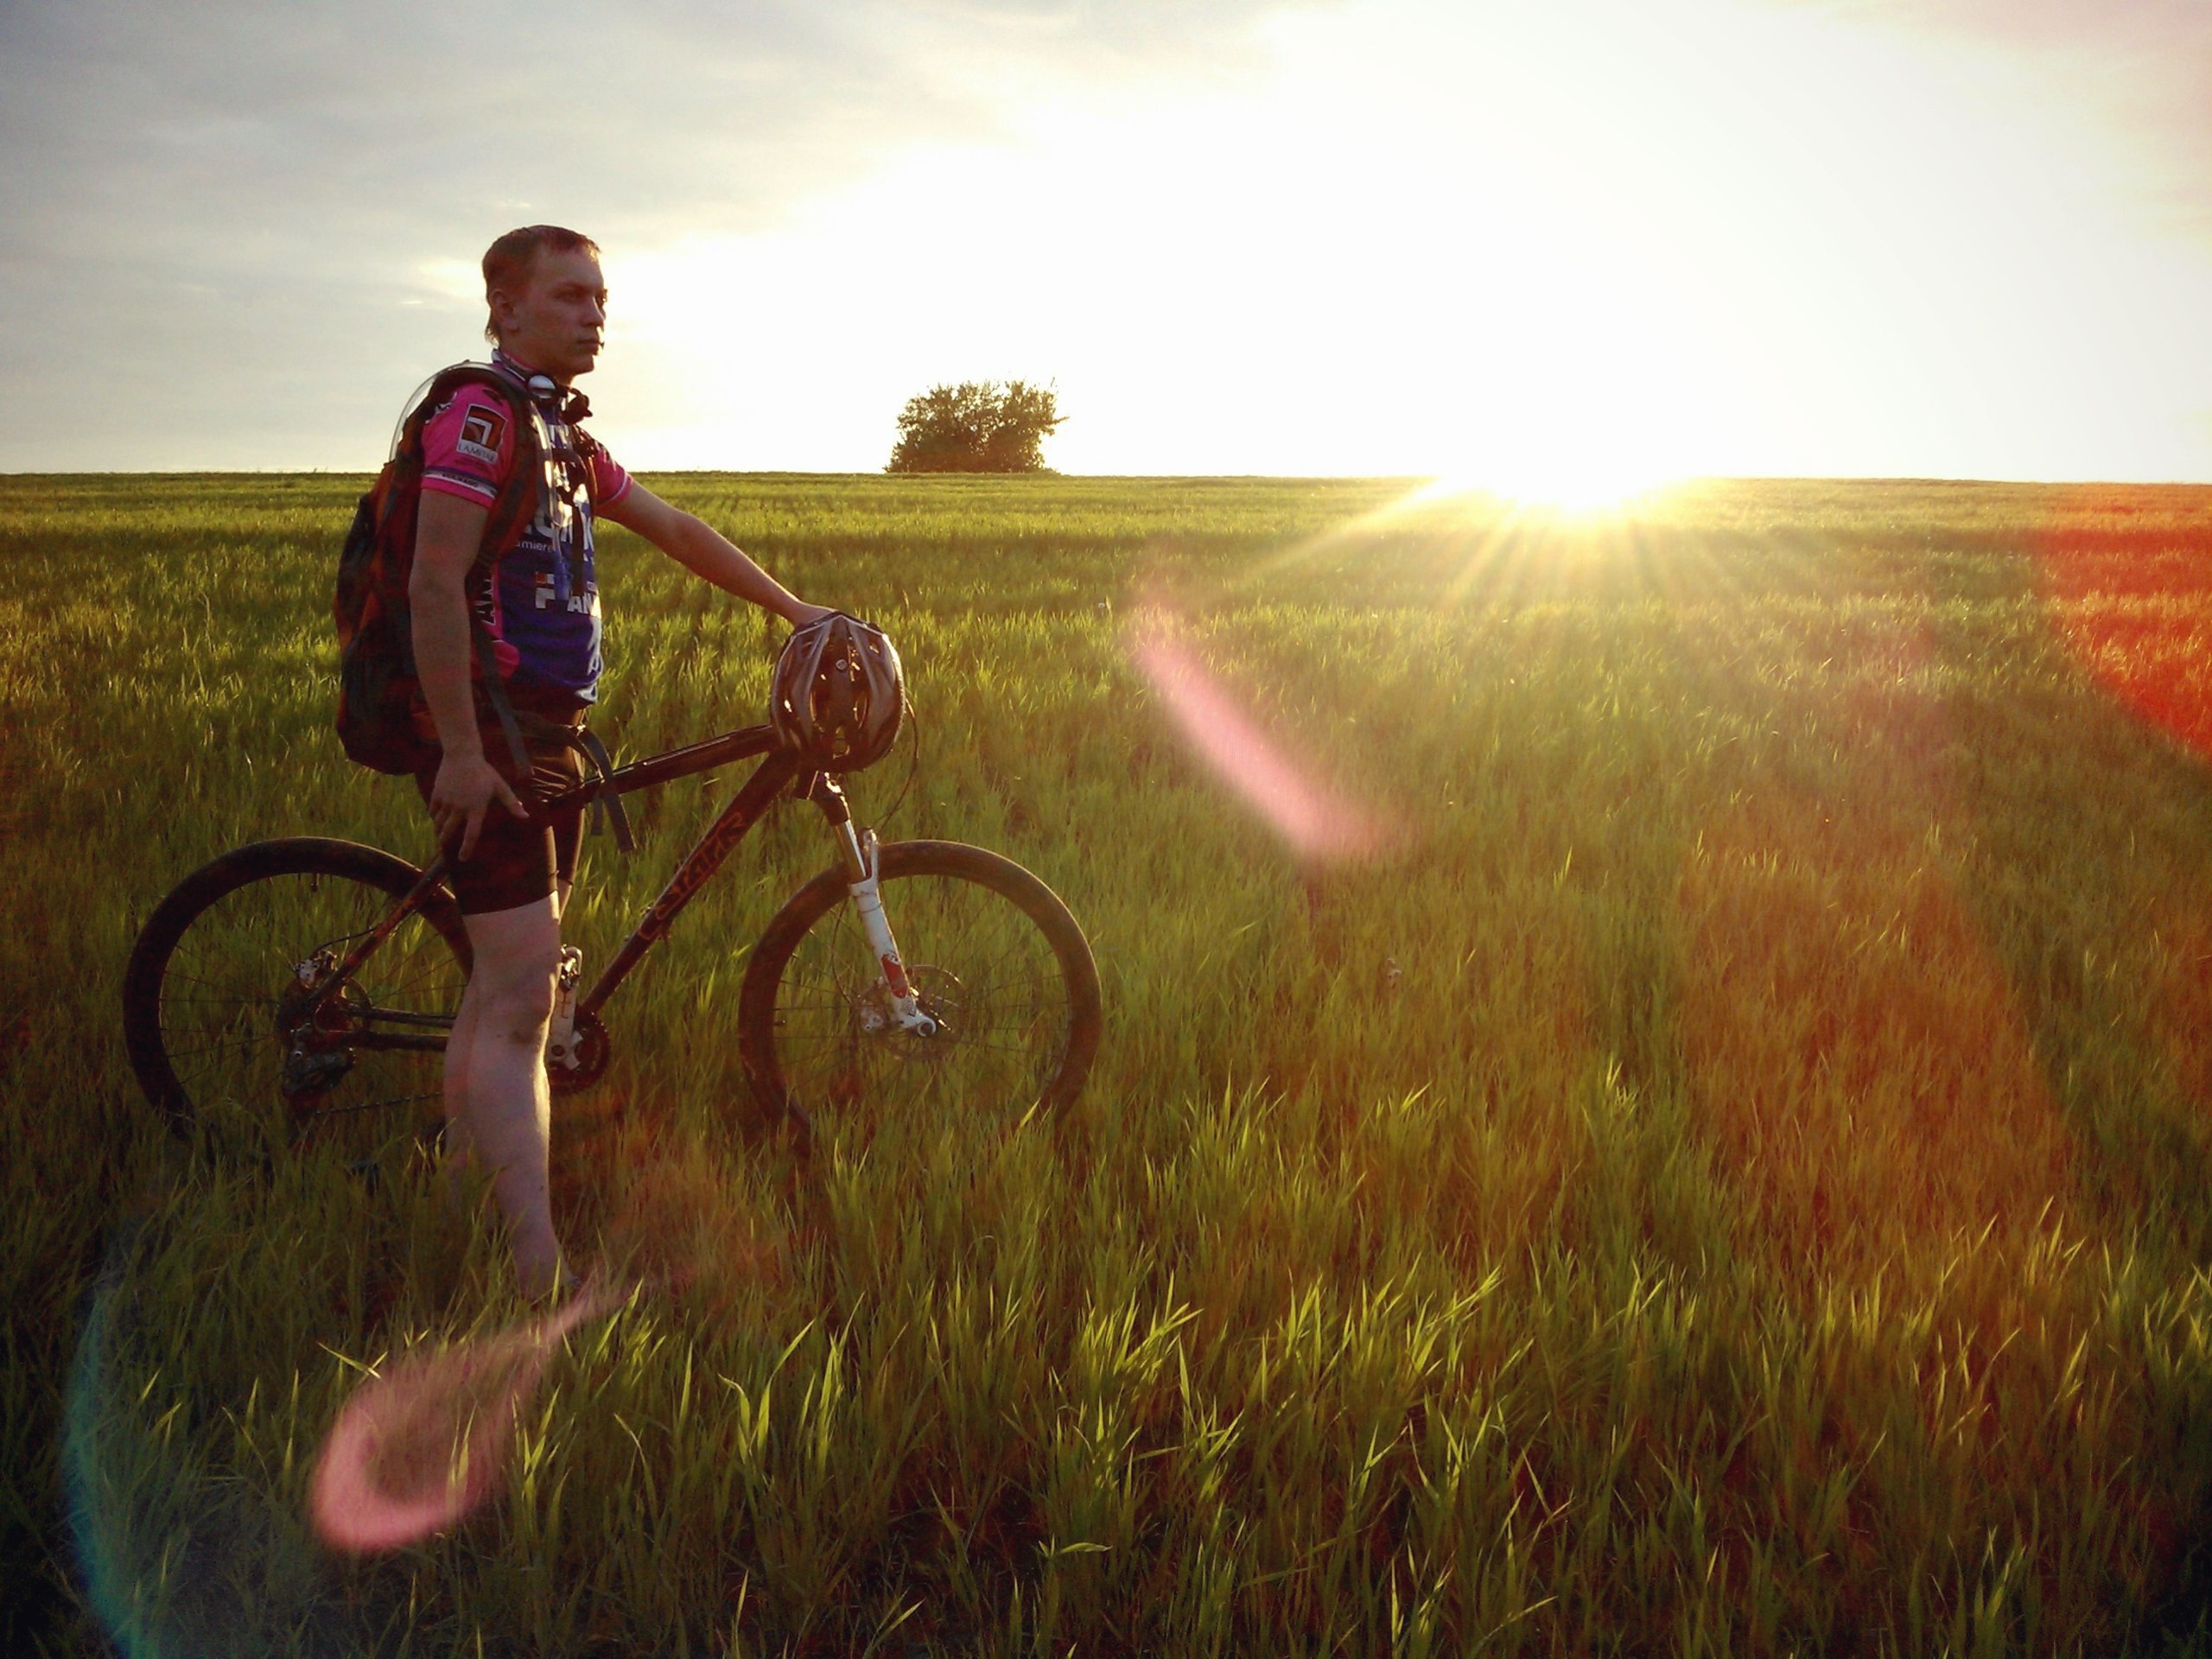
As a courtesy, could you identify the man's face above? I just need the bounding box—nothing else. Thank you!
[493,248,607,381]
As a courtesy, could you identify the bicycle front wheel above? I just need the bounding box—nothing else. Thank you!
[122,838,470,1145]
[736,840,1102,1138]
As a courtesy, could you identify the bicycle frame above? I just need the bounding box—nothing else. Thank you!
[313,723,884,1052]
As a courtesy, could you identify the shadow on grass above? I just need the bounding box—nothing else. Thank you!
[1920,515,2212,1260]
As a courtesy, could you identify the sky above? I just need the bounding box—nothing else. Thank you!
[3,0,2209,485]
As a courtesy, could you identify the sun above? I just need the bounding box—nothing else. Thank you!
[1407,456,1685,518]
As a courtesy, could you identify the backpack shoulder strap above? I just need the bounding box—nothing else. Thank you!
[436,361,546,556]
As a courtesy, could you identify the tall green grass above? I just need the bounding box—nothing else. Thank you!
[8,472,2212,1654]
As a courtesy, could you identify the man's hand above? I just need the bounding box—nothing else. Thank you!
[428,751,529,861]
[786,601,836,631]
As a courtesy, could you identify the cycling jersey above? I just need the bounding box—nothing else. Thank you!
[418,351,632,704]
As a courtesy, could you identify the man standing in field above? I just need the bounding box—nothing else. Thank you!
[410,225,828,1297]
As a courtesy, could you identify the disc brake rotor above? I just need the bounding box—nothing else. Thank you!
[853,964,964,1063]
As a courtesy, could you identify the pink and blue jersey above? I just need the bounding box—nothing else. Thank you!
[418,356,631,705]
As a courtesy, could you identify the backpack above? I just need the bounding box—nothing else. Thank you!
[334,363,542,775]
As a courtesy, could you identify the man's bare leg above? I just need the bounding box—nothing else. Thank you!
[441,988,481,1170]
[446,894,565,1297]
[440,874,567,1166]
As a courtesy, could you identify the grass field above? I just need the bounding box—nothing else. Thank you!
[8,470,2212,1655]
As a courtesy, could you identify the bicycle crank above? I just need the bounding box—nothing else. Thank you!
[548,1010,610,1096]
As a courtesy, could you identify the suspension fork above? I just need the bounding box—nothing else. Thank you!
[808,775,938,1036]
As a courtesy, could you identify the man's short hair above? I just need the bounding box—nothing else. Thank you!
[482,226,601,345]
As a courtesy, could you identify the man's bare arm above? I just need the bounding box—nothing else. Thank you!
[598,485,829,625]
[410,491,524,856]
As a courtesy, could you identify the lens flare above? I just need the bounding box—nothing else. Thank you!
[309,1282,619,1554]
[2039,488,2212,762]
[1130,607,1396,862]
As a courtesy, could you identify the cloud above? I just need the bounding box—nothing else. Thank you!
[0,0,1308,467]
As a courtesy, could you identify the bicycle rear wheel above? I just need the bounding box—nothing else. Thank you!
[736,840,1102,1141]
[122,838,470,1146]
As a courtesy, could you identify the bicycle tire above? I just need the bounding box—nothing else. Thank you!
[736,840,1102,1139]
[122,838,471,1141]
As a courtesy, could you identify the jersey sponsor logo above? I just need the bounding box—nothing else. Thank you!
[532,569,599,614]
[423,465,498,502]
[456,404,508,465]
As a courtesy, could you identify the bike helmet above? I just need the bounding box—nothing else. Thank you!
[770,613,906,772]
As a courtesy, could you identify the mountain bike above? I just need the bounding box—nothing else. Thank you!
[121,721,1103,1156]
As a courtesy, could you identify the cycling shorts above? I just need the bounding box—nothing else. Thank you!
[413,711,586,916]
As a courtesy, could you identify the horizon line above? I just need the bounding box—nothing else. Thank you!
[4,468,2212,489]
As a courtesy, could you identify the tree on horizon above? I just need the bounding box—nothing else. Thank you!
[886,380,1064,474]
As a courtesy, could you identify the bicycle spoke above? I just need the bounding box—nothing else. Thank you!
[302,1090,442,1121]
[162,1034,273,1066]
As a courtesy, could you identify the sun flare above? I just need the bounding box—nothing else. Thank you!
[1409,457,1684,518]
